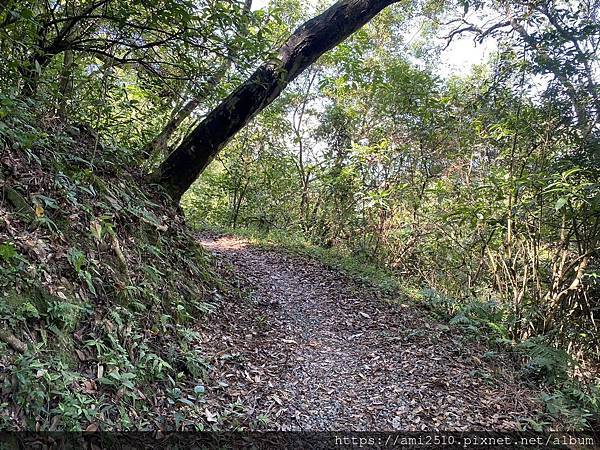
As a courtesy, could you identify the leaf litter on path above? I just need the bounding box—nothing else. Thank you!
[196,233,545,431]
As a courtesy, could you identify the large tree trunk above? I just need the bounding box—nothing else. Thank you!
[151,0,400,201]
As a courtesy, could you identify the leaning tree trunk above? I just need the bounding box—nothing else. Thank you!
[151,0,400,201]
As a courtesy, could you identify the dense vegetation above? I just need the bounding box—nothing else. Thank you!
[0,0,598,431]
[186,0,600,426]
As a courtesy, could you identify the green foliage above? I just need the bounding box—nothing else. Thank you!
[0,92,221,429]
[0,243,17,260]
[1,0,598,432]
[182,0,598,430]
[540,382,600,431]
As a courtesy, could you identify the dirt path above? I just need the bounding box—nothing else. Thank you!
[196,234,543,431]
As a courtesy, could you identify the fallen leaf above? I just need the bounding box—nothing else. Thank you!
[85,423,99,432]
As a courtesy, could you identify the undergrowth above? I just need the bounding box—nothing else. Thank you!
[0,97,227,430]
[412,289,600,431]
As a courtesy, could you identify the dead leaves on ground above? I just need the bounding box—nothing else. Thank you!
[196,234,545,431]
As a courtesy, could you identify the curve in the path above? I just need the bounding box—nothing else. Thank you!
[198,234,542,431]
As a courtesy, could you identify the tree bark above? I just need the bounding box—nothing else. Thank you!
[151,0,400,201]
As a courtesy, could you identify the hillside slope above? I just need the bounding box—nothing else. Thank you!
[0,120,557,432]
[1,122,220,430]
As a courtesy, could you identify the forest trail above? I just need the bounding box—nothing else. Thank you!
[197,234,543,431]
